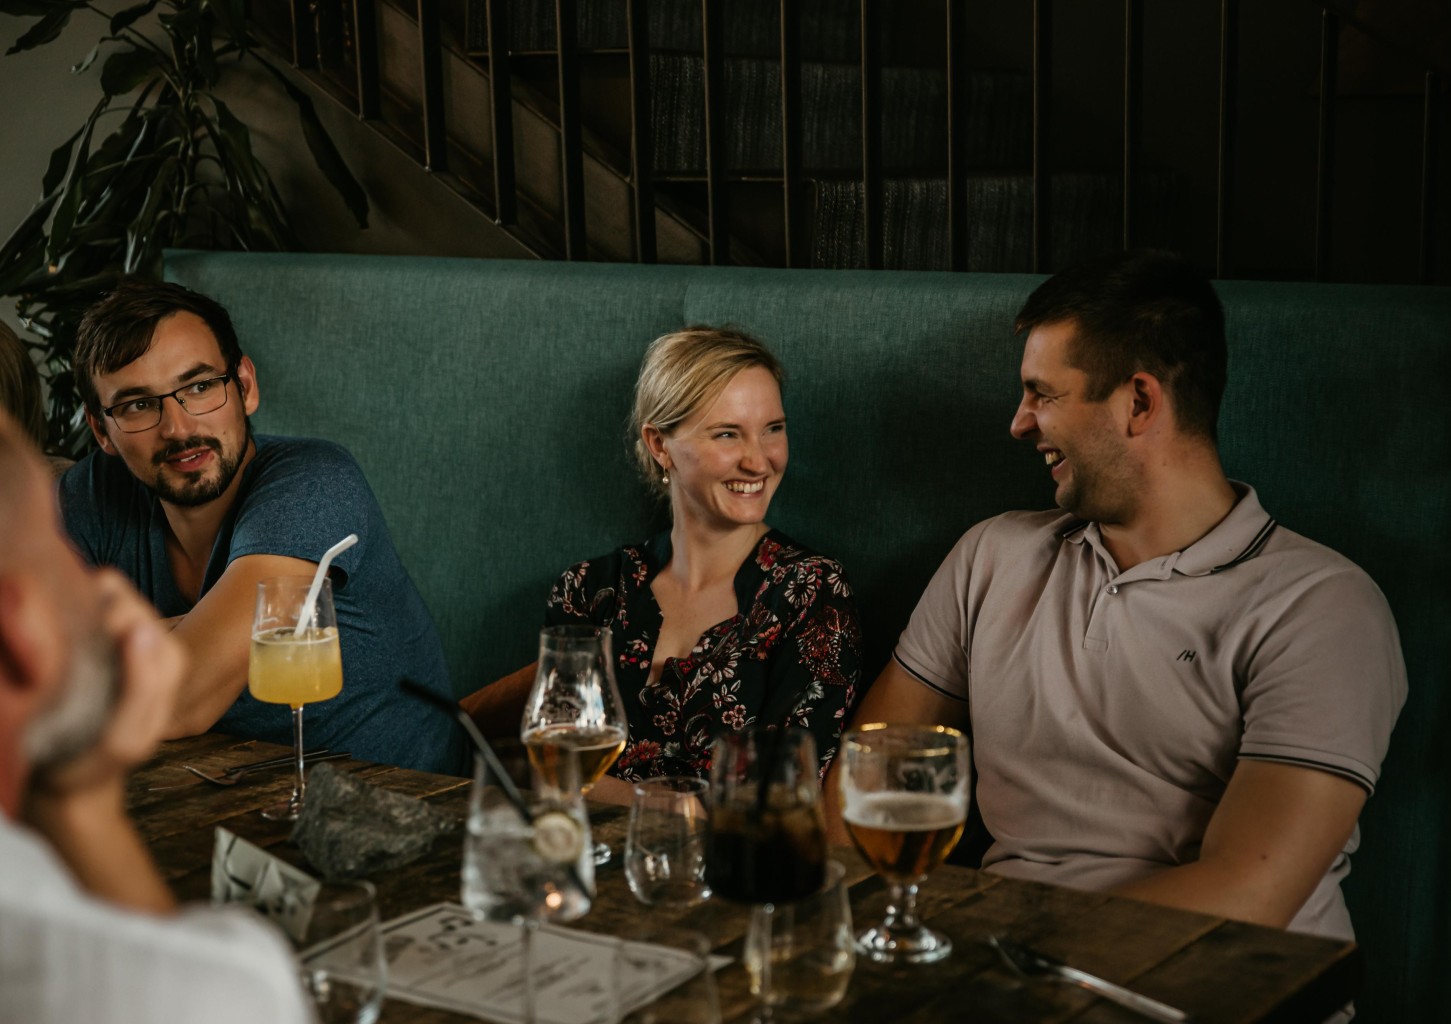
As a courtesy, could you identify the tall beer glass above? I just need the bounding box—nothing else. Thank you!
[839,723,968,964]
[249,577,343,821]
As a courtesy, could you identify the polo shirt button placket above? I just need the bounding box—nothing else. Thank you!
[1107,585,1119,595]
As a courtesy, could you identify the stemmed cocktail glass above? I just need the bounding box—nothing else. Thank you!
[249,576,343,821]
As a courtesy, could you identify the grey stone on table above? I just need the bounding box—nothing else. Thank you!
[290,763,459,879]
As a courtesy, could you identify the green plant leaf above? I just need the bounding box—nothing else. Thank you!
[194,17,217,86]
[44,112,99,265]
[200,0,247,48]
[40,126,83,198]
[125,155,178,271]
[100,44,159,96]
[0,0,71,19]
[5,7,72,54]
[109,0,160,35]
[254,56,369,228]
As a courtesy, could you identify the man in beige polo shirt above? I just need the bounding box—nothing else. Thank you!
[826,250,1406,943]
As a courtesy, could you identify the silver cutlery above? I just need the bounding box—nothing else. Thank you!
[988,934,1191,1023]
[181,750,350,786]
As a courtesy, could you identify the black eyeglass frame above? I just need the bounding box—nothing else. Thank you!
[100,372,236,433]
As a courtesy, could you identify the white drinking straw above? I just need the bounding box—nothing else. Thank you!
[294,533,359,638]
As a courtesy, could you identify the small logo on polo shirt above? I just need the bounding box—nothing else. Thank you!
[1177,650,1197,662]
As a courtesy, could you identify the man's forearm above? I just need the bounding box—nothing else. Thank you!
[26,783,176,915]
[1109,860,1302,929]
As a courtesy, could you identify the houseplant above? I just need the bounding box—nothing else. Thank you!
[0,0,368,455]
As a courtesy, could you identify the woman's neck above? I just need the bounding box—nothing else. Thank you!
[664,519,769,594]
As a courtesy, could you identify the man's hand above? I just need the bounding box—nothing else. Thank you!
[26,569,186,915]
[1108,760,1367,929]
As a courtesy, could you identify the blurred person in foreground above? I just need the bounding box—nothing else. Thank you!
[826,250,1406,949]
[58,277,463,773]
[464,327,863,798]
[0,409,312,1023]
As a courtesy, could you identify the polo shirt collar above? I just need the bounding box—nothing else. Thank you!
[1059,482,1276,579]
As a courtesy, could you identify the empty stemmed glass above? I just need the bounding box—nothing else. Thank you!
[838,723,969,964]
[522,625,628,864]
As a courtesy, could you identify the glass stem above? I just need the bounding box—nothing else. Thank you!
[884,881,922,933]
[290,704,305,816]
[521,918,538,1024]
[757,904,774,1023]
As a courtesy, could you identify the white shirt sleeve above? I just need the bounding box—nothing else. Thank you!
[0,822,315,1024]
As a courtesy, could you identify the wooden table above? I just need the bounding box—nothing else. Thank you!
[127,735,1361,1023]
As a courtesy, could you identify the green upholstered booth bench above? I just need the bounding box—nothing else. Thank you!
[164,251,1448,1022]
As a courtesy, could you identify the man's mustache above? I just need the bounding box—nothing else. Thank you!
[152,436,222,466]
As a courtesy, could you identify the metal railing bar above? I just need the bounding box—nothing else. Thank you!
[1123,0,1141,248]
[1421,72,1438,284]
[780,0,804,268]
[1216,0,1237,277]
[860,0,883,270]
[626,0,656,262]
[351,0,379,118]
[287,0,317,69]
[556,0,587,258]
[946,0,968,272]
[1314,7,1338,281]
[1032,0,1052,273]
[485,0,518,224]
[702,0,729,265]
[417,0,446,172]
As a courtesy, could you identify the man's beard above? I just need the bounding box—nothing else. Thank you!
[148,431,247,507]
[24,627,120,781]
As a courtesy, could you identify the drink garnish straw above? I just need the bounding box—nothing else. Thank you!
[399,679,590,889]
[293,533,358,638]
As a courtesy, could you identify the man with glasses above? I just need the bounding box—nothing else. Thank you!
[58,278,464,774]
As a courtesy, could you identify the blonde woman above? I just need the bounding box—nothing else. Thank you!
[465,327,862,799]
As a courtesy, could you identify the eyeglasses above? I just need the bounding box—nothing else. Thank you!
[101,373,234,433]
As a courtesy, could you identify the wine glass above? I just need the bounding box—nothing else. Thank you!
[293,880,386,1024]
[838,723,969,964]
[249,576,343,821]
[521,625,628,865]
[462,748,595,1024]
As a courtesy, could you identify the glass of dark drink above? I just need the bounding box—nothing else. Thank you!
[705,727,827,905]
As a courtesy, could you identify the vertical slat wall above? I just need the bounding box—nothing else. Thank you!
[1031,0,1053,273]
[1216,0,1239,277]
[351,0,380,119]
[1314,7,1339,280]
[1420,72,1439,285]
[701,0,729,265]
[860,0,883,269]
[556,0,587,258]
[946,0,969,272]
[486,0,518,225]
[626,0,657,262]
[277,1,1442,282]
[417,0,447,172]
[780,0,805,268]
[1122,0,1142,247]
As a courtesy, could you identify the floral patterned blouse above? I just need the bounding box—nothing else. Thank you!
[543,529,863,781]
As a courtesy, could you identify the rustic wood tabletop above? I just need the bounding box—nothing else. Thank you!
[127,734,1361,1024]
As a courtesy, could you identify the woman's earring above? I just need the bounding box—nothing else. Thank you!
[661,470,670,486]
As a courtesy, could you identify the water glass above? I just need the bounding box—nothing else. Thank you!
[625,776,711,907]
[294,880,386,1024]
[462,751,594,925]
[744,861,854,1018]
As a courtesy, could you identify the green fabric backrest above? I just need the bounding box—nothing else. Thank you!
[165,251,1449,1022]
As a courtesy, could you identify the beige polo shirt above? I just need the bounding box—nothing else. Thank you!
[895,485,1406,940]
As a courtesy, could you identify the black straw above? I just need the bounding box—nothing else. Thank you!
[400,678,534,825]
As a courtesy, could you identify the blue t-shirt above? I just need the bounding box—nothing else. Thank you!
[59,435,465,775]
